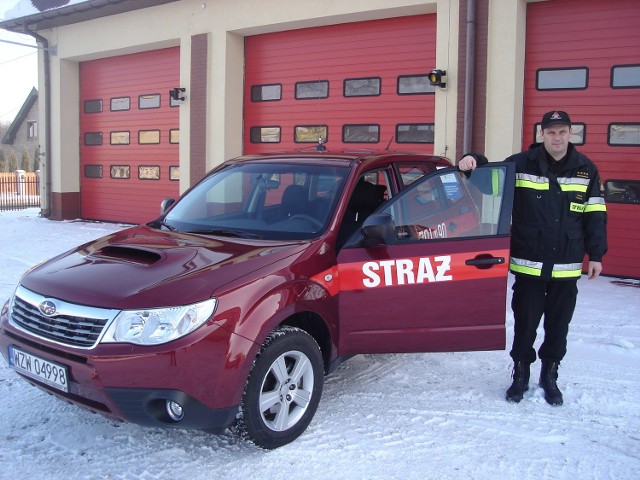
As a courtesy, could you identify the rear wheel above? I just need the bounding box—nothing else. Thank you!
[232,326,324,449]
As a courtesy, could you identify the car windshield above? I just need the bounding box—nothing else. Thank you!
[162,162,349,240]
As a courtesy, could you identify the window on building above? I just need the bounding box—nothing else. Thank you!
[110,131,130,145]
[84,164,103,178]
[609,123,640,146]
[343,124,380,143]
[294,125,327,143]
[295,81,329,100]
[251,84,282,102]
[535,123,585,145]
[84,132,103,146]
[611,65,640,88]
[110,97,130,111]
[397,75,435,95]
[139,130,160,144]
[169,129,180,144]
[139,166,160,180]
[250,126,281,143]
[27,121,38,139]
[170,166,180,181]
[110,165,130,179]
[344,77,381,97]
[139,94,161,109]
[84,99,103,114]
[536,68,588,90]
[605,180,640,205]
[396,124,435,143]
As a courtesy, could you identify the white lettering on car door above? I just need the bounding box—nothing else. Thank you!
[362,262,381,287]
[361,256,452,288]
[434,255,452,281]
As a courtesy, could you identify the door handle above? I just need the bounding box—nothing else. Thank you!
[465,254,505,269]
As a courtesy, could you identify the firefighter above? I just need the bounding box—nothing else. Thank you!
[458,110,607,406]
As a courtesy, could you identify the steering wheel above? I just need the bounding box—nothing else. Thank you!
[288,214,323,229]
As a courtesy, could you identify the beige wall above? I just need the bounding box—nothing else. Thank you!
[485,0,528,162]
[37,0,466,197]
[433,0,459,159]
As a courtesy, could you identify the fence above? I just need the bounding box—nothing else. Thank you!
[0,171,41,211]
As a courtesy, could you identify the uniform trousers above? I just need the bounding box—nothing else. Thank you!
[509,275,578,364]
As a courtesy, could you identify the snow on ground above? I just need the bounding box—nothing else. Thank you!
[0,208,638,480]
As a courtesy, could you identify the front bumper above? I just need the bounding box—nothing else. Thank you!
[0,307,243,433]
[105,387,236,433]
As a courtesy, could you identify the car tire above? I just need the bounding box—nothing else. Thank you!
[232,326,324,449]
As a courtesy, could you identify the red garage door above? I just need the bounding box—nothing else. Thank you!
[244,15,437,155]
[524,0,640,279]
[79,47,180,224]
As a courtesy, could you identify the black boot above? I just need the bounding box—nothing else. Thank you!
[506,361,530,403]
[539,361,563,406]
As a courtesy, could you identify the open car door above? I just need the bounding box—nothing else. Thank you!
[336,163,515,355]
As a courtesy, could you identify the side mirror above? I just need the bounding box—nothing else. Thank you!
[160,198,176,214]
[361,213,397,246]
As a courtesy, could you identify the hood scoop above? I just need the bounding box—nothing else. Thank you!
[94,245,162,265]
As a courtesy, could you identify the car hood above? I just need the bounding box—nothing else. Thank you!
[20,225,308,309]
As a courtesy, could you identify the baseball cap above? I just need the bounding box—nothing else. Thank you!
[541,111,572,130]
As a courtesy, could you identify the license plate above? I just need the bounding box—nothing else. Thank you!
[8,346,69,393]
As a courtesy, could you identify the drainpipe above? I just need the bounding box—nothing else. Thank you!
[21,27,52,218]
[463,0,476,154]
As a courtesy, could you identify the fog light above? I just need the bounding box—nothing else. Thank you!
[166,400,184,421]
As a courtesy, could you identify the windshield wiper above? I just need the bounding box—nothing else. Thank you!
[149,219,177,231]
[186,229,261,239]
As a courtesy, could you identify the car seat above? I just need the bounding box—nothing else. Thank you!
[337,179,387,247]
[280,184,309,218]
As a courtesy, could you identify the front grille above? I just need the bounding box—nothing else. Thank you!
[10,286,120,349]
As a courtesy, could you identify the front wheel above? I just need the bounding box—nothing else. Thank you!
[232,326,324,449]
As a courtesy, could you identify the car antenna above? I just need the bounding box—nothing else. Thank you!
[385,136,395,151]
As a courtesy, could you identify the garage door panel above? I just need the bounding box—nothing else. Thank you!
[525,0,640,278]
[244,15,436,154]
[80,47,180,224]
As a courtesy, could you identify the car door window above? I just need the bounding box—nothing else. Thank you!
[360,168,392,200]
[379,166,511,241]
[337,169,392,247]
[395,163,433,188]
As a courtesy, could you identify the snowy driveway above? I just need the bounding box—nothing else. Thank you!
[1,209,638,480]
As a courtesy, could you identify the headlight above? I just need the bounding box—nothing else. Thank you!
[101,298,217,346]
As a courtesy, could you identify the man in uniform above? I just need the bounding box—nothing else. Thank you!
[458,111,607,406]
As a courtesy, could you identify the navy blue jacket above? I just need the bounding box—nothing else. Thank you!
[468,143,607,280]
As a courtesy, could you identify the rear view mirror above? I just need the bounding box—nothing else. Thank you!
[361,213,397,246]
[160,198,176,214]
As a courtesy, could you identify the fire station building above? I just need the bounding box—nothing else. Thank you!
[1,0,638,278]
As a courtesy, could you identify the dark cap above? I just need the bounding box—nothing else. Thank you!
[541,111,572,130]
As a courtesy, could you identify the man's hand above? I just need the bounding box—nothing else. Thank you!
[458,155,478,171]
[587,261,602,279]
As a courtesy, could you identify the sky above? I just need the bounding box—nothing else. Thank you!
[0,1,100,124]
[0,208,639,479]
[0,27,38,123]
[0,0,78,123]
[0,0,39,123]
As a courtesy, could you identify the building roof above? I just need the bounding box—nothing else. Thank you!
[2,87,38,145]
[0,0,179,33]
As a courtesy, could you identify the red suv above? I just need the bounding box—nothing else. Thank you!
[1,152,514,449]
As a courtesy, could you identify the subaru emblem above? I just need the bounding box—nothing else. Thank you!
[39,300,57,316]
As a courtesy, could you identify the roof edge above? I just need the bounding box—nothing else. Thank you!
[0,0,180,33]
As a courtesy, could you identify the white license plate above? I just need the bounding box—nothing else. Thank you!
[8,346,69,393]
